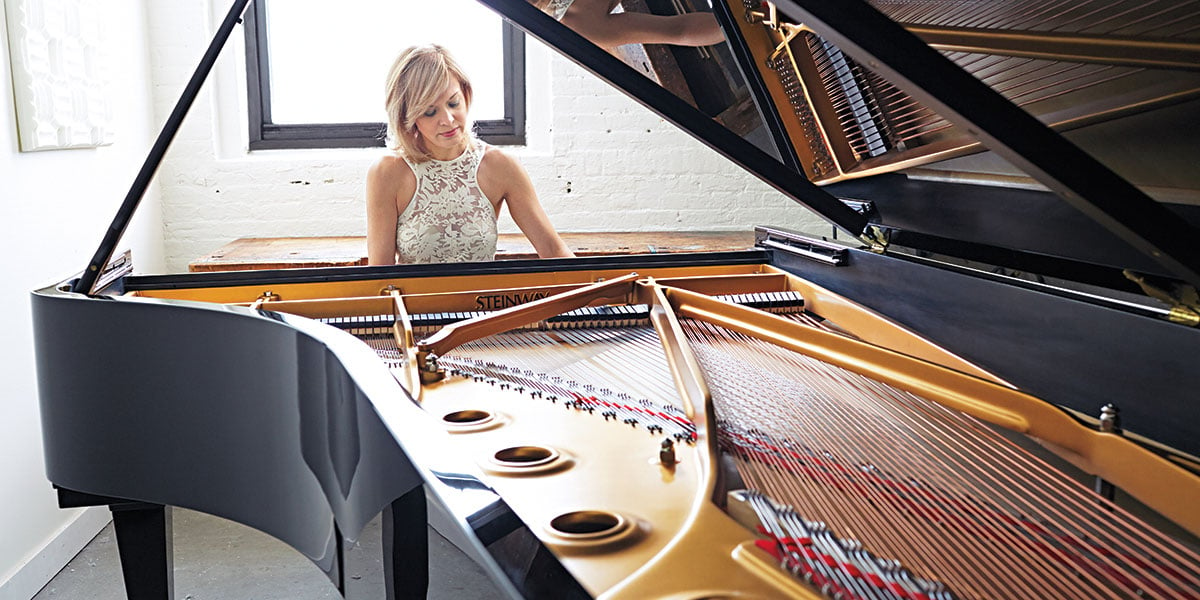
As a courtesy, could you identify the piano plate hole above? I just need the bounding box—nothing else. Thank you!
[484,444,573,475]
[493,445,558,468]
[550,511,626,539]
[443,409,492,425]
[441,409,505,433]
[543,510,647,553]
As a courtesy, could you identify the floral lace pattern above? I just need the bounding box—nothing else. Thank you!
[545,0,574,20]
[396,142,497,264]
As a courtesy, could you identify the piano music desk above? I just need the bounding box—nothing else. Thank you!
[187,232,756,272]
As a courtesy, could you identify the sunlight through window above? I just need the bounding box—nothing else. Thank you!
[262,0,506,125]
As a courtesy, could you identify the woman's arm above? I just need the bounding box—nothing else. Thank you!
[479,149,575,259]
[365,155,415,265]
[561,3,723,49]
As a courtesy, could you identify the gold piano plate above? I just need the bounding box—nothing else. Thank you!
[233,266,1200,599]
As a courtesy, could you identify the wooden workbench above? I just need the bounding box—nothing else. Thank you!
[188,232,757,272]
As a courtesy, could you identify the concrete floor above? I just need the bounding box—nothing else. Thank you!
[31,508,506,600]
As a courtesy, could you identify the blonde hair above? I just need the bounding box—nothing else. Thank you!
[384,44,475,162]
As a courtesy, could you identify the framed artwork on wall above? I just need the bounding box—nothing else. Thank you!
[4,0,114,151]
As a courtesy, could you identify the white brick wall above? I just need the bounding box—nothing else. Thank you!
[146,1,829,272]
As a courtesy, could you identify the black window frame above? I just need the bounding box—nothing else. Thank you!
[243,0,526,150]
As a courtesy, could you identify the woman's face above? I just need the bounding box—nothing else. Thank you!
[413,79,469,160]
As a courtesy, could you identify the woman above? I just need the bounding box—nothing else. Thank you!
[532,0,724,50]
[367,45,574,265]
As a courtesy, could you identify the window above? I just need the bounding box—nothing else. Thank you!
[244,0,526,150]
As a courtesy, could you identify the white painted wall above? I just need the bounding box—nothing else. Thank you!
[149,1,827,272]
[0,2,163,598]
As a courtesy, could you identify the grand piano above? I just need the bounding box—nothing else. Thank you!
[32,0,1200,599]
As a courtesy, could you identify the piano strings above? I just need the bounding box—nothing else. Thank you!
[444,329,694,441]
[685,317,1200,600]
[323,290,1200,599]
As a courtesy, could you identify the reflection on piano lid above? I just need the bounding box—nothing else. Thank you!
[734,0,1200,185]
[31,0,1200,599]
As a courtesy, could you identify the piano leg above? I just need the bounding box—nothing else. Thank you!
[111,502,174,600]
[55,488,175,600]
[56,486,427,599]
[382,485,428,600]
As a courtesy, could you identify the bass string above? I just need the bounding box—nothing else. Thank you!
[786,353,1135,599]
[703,341,1110,599]
[688,321,1046,599]
[692,325,997,593]
[816,360,1157,599]
[756,337,1196,600]
[715,319,1200,595]
[683,318,1200,599]
[853,372,1200,595]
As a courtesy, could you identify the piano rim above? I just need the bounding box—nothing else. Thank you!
[61,251,1200,524]
[33,249,1200,598]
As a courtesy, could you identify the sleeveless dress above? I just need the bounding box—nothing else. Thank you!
[395,142,498,264]
[545,0,574,20]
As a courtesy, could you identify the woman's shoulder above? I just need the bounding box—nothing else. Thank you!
[368,152,416,186]
[477,145,534,200]
[478,144,521,173]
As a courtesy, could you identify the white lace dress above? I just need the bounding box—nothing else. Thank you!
[545,0,574,20]
[395,142,498,264]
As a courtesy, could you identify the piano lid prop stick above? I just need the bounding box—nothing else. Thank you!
[72,0,253,296]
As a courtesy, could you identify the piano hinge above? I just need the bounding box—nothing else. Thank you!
[755,227,848,266]
[840,198,877,218]
[743,1,778,30]
[1124,270,1200,327]
[93,249,133,293]
[859,225,891,254]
